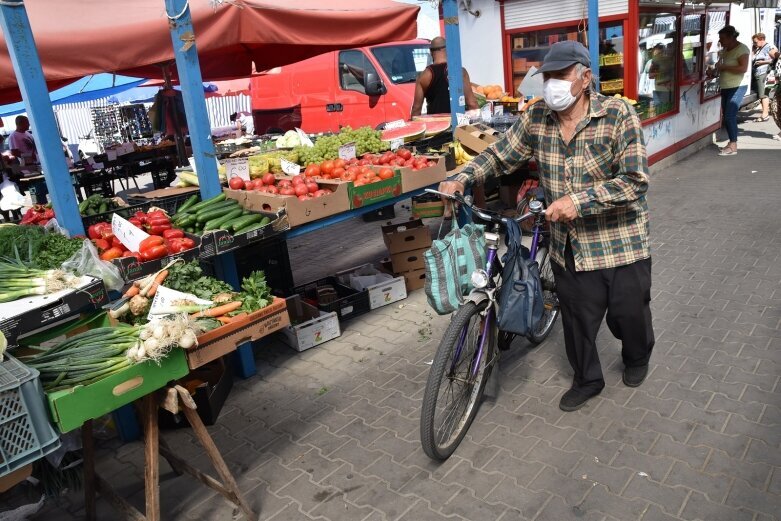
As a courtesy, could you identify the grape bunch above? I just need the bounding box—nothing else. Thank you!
[294,126,389,165]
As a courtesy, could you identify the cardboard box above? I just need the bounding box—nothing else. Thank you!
[0,464,32,493]
[279,295,341,352]
[381,219,432,255]
[402,268,427,292]
[335,264,407,310]
[225,180,349,227]
[0,277,108,348]
[388,156,447,194]
[111,233,201,282]
[390,247,427,273]
[186,297,290,369]
[199,210,288,257]
[348,173,403,209]
[454,124,500,154]
[412,199,444,219]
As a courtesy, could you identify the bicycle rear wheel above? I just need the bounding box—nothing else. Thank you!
[528,246,560,344]
[420,300,495,460]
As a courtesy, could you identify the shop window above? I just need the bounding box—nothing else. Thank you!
[681,14,705,84]
[509,23,625,98]
[702,10,728,100]
[338,50,379,95]
[637,12,680,121]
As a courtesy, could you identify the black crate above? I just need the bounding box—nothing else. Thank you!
[81,201,151,228]
[159,357,234,429]
[201,234,295,296]
[293,276,370,323]
[127,192,196,216]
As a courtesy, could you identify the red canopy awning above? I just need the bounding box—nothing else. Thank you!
[0,0,418,104]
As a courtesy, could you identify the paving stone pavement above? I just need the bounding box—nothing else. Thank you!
[6,118,781,520]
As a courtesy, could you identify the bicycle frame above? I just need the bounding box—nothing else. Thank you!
[450,211,548,382]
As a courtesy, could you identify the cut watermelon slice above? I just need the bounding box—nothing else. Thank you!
[422,119,451,136]
[381,121,426,143]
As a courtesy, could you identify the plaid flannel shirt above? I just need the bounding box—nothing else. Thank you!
[455,92,650,272]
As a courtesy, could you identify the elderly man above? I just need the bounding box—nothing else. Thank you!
[438,41,654,412]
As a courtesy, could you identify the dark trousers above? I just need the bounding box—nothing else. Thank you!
[550,241,655,394]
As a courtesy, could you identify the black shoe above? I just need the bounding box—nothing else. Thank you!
[558,387,602,412]
[623,365,649,387]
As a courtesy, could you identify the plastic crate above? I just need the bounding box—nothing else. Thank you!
[127,192,195,216]
[81,201,151,228]
[601,53,623,66]
[600,79,624,94]
[0,355,60,476]
[293,276,370,323]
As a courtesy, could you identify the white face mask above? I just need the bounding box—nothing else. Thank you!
[543,78,578,111]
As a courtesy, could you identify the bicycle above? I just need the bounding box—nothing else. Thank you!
[419,188,560,461]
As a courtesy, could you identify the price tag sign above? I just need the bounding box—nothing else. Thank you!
[106,150,118,161]
[456,113,470,126]
[493,104,504,116]
[338,142,356,161]
[147,285,212,321]
[111,213,149,252]
[225,157,250,182]
[481,104,493,122]
[384,119,406,130]
[458,95,466,107]
[281,158,300,175]
[389,138,404,151]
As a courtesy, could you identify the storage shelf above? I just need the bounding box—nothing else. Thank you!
[512,45,553,52]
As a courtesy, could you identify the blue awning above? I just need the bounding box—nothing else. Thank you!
[0,73,145,117]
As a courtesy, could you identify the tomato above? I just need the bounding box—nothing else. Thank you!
[93,238,110,252]
[340,170,356,182]
[396,148,412,160]
[228,177,246,190]
[291,174,306,185]
[306,182,319,194]
[163,229,184,239]
[279,187,296,196]
[277,179,292,189]
[139,235,164,252]
[313,189,330,198]
[359,172,375,183]
[331,167,345,179]
[428,161,438,167]
[99,247,124,261]
[180,238,196,250]
[369,177,383,184]
[304,164,321,178]
[256,185,268,193]
[297,194,313,201]
[266,185,279,194]
[294,183,309,197]
[122,250,140,260]
[333,158,346,170]
[393,157,406,166]
[379,152,393,165]
[353,178,366,187]
[261,173,276,186]
[377,167,394,180]
[141,245,168,261]
[320,160,335,176]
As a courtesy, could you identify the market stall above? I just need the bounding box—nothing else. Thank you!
[0,0,431,516]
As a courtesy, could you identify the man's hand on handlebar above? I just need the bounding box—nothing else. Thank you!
[437,180,465,218]
[545,195,578,223]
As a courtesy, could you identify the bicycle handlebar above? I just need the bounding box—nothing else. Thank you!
[425,188,544,225]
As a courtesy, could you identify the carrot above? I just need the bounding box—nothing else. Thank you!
[144,270,169,298]
[217,316,233,325]
[230,312,248,323]
[123,285,140,298]
[190,301,242,319]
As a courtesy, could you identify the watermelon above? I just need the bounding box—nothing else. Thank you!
[422,119,451,136]
[381,121,426,143]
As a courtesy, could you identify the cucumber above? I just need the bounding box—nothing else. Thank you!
[186,227,195,234]
[204,208,244,231]
[186,192,226,213]
[98,202,108,214]
[234,222,266,235]
[194,200,237,217]
[177,194,200,213]
[196,202,241,223]
[177,215,197,227]
[229,214,265,232]
[78,198,90,213]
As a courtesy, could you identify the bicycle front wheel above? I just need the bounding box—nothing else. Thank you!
[420,300,495,460]
[528,247,560,344]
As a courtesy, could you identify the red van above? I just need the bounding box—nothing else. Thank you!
[250,39,432,134]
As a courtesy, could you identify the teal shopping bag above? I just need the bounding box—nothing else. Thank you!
[424,212,486,315]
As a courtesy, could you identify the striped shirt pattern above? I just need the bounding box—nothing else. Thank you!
[455,93,650,272]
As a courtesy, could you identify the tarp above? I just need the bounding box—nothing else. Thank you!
[0,0,419,104]
[0,74,145,117]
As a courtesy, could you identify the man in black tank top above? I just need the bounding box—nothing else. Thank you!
[411,37,478,117]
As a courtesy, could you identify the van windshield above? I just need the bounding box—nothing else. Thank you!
[371,44,432,84]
